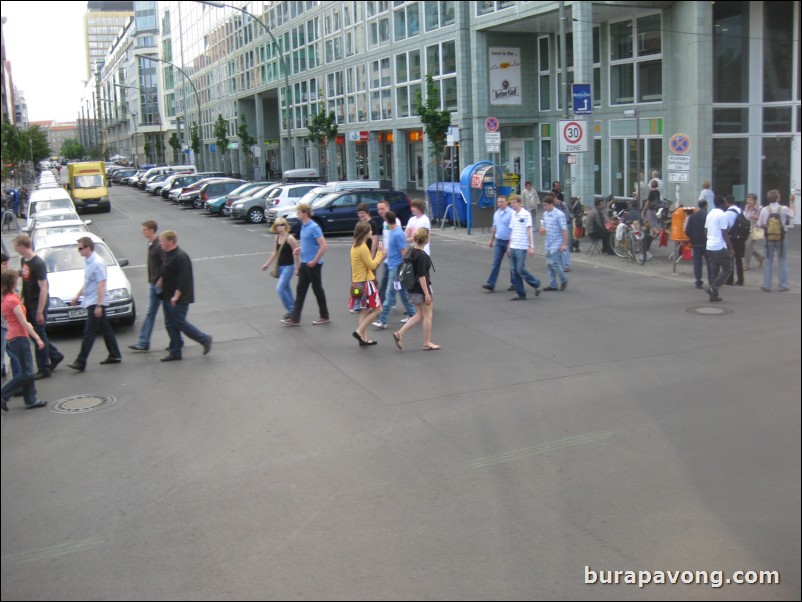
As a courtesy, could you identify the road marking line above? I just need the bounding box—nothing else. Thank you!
[2,538,105,565]
[469,431,614,468]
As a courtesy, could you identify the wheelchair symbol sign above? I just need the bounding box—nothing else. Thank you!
[669,133,691,155]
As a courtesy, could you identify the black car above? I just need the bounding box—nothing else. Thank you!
[290,189,411,234]
[183,179,247,209]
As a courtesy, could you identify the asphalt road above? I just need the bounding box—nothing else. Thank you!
[2,185,800,601]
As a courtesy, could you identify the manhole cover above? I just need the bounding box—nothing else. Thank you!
[684,306,735,317]
[51,394,117,414]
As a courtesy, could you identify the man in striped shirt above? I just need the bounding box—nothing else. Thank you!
[538,195,569,291]
[506,195,541,301]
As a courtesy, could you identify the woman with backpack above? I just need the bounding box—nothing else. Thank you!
[349,222,384,346]
[393,228,440,351]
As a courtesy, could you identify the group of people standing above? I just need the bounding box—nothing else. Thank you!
[261,198,438,351]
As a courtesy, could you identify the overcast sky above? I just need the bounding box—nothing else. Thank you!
[4,1,92,123]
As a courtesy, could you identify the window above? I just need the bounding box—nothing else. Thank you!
[609,15,662,105]
[763,2,794,102]
[538,37,550,111]
[425,1,455,32]
[425,41,457,111]
[713,1,749,103]
[477,1,513,16]
[370,58,393,120]
[395,50,421,118]
[394,2,420,41]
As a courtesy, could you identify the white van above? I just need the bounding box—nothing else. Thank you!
[26,188,76,226]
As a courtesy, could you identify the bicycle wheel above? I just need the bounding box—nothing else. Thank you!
[611,230,629,258]
[630,231,647,265]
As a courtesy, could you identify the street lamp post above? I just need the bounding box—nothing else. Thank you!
[195,0,294,170]
[131,112,139,167]
[624,108,641,209]
[139,55,204,171]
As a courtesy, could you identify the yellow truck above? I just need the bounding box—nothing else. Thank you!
[66,161,111,213]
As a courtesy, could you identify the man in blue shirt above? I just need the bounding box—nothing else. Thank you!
[373,211,416,329]
[282,203,330,326]
[67,237,122,371]
[538,195,569,291]
[483,196,515,292]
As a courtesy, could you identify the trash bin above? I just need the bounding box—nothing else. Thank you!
[426,183,465,223]
[503,172,521,193]
[671,206,695,241]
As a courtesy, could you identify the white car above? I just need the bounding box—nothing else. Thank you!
[36,232,136,327]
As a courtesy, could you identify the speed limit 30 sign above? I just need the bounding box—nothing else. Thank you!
[558,120,588,153]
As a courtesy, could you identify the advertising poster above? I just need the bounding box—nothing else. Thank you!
[489,47,522,105]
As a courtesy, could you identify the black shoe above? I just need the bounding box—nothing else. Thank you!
[99,357,122,365]
[560,281,568,291]
[203,337,212,355]
[482,284,494,292]
[543,286,559,291]
[507,286,516,291]
[510,295,525,301]
[128,344,149,351]
[534,288,541,298]
[161,354,182,362]
[50,353,64,372]
[1,399,8,412]
[25,400,48,410]
[67,361,86,372]
[34,371,51,380]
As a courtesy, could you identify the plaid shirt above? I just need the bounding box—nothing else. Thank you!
[542,208,567,252]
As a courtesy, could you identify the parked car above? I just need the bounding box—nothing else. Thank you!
[166,172,226,200]
[111,169,137,184]
[231,183,320,224]
[282,189,412,234]
[175,178,229,205]
[30,218,91,249]
[143,173,172,194]
[36,232,135,327]
[190,179,246,209]
[205,182,273,215]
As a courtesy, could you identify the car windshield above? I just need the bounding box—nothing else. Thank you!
[231,183,266,195]
[39,242,117,273]
[312,193,340,209]
[32,225,88,246]
[74,175,104,188]
[34,212,81,225]
[32,199,73,214]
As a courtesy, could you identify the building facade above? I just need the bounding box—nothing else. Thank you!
[85,1,135,78]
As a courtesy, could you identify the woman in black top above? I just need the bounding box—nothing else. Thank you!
[393,228,440,351]
[261,217,299,320]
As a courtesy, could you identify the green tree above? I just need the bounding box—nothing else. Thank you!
[237,115,256,176]
[1,119,23,181]
[22,125,51,164]
[144,141,152,163]
[415,74,452,184]
[214,114,229,172]
[60,139,84,160]
[191,124,201,164]
[307,106,338,180]
[169,132,181,164]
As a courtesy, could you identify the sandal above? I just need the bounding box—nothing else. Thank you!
[393,332,403,351]
[359,339,378,346]
[422,344,441,351]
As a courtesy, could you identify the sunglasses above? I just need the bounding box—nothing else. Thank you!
[77,246,86,251]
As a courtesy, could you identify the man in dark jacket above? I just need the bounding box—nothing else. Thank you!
[684,200,709,289]
[159,230,212,362]
[588,198,614,255]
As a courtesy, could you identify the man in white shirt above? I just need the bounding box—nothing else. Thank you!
[405,199,431,256]
[704,196,734,302]
[506,195,541,300]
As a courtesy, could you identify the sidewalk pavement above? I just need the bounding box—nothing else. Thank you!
[432,223,800,291]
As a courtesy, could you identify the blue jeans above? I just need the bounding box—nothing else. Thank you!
[509,249,541,297]
[691,247,711,288]
[136,284,162,347]
[378,266,416,325]
[1,326,22,378]
[378,264,390,304]
[485,239,512,289]
[1,337,38,406]
[276,265,295,313]
[763,240,788,290]
[546,249,567,288]
[76,305,122,366]
[162,302,211,358]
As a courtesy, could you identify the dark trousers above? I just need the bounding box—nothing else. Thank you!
[708,249,733,293]
[26,304,61,373]
[1,337,37,406]
[76,305,121,366]
[291,263,329,321]
[726,240,745,285]
[589,230,613,254]
[692,247,711,288]
[162,302,210,358]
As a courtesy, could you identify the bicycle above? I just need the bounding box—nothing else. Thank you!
[609,210,648,265]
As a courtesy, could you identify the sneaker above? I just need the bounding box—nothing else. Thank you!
[281,318,301,326]
[560,281,567,291]
[25,400,48,410]
[312,318,330,325]
[128,343,149,351]
[400,316,412,324]
[50,353,64,372]
[482,284,494,292]
[372,320,387,329]
[34,371,51,380]
[203,337,213,355]
[564,267,572,272]
[510,295,525,301]
[506,285,516,292]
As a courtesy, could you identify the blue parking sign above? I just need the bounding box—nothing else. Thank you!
[572,84,592,115]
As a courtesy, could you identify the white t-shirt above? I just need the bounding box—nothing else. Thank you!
[705,207,728,251]
[406,214,431,255]
[509,208,533,250]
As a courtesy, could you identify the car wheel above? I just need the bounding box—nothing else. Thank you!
[247,207,264,223]
[193,198,202,209]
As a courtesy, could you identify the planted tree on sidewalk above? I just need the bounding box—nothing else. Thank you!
[237,115,256,178]
[191,124,202,169]
[169,133,181,164]
[214,114,230,174]
[416,74,452,221]
[307,105,338,181]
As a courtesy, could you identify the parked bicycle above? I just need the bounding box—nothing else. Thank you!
[609,210,648,265]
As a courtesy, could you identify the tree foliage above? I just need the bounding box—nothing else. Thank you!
[168,132,181,163]
[415,74,452,178]
[307,106,338,179]
[191,124,201,157]
[237,115,256,158]
[61,139,84,160]
[214,114,229,156]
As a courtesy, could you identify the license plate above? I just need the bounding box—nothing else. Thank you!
[85,203,97,208]
[69,308,88,319]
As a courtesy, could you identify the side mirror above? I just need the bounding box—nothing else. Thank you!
[83,220,93,226]
[118,258,129,267]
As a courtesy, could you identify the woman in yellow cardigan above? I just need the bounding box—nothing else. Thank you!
[350,221,385,346]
